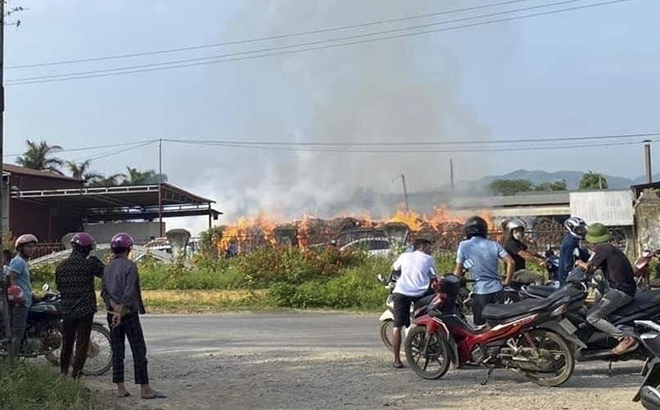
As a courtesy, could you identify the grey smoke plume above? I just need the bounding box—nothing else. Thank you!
[176,0,505,229]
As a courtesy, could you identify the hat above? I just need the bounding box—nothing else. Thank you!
[585,223,613,244]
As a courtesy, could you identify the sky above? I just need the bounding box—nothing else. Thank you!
[3,0,659,233]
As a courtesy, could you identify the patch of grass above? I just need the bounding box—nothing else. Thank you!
[0,361,91,410]
[141,289,273,313]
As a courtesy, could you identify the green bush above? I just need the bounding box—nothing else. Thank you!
[0,361,90,410]
[30,264,56,286]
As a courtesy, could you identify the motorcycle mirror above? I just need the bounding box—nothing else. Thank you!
[42,283,50,292]
[377,274,384,282]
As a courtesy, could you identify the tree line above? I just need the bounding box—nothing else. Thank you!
[14,140,167,187]
[489,171,609,196]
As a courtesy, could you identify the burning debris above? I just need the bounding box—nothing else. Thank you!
[213,207,496,254]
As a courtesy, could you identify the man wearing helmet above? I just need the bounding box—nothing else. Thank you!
[55,232,105,379]
[5,234,38,354]
[102,233,165,400]
[454,216,516,326]
[503,218,545,286]
[558,217,590,286]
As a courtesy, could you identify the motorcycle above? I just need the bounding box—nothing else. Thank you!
[404,275,580,387]
[0,284,112,376]
[635,249,660,289]
[632,320,660,409]
[520,268,660,363]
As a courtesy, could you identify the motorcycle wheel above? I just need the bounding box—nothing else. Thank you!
[405,326,450,380]
[380,319,394,352]
[45,323,113,377]
[521,329,575,387]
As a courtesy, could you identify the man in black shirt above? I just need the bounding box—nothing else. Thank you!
[503,218,545,285]
[576,223,637,355]
[55,233,105,378]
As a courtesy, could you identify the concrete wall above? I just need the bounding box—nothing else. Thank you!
[84,222,165,244]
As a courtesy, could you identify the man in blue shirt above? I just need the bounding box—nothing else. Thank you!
[5,234,38,354]
[454,217,515,326]
[558,217,589,286]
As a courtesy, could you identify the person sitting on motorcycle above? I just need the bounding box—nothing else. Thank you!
[558,217,590,286]
[5,234,38,355]
[576,223,638,355]
[502,218,545,286]
[55,232,105,379]
[454,216,515,326]
[390,237,437,369]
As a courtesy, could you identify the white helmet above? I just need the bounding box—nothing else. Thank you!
[15,234,39,248]
[506,218,526,233]
[564,217,587,239]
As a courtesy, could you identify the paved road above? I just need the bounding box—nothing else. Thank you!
[87,313,645,410]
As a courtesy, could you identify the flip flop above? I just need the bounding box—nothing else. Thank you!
[142,391,167,400]
[117,392,131,398]
[393,362,405,369]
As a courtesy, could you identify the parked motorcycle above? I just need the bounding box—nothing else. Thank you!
[632,320,660,409]
[635,249,660,289]
[404,275,580,387]
[0,284,112,376]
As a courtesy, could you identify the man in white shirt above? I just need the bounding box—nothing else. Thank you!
[391,238,438,368]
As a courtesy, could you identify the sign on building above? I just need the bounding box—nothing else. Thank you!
[569,190,634,226]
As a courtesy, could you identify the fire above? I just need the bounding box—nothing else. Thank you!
[214,207,493,254]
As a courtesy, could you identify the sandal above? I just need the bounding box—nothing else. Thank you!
[142,391,167,400]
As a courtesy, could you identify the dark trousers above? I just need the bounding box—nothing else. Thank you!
[472,290,504,326]
[61,314,94,378]
[108,313,149,385]
[11,305,29,356]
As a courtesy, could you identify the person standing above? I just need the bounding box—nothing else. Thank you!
[55,233,105,379]
[502,218,545,285]
[102,233,165,400]
[576,223,638,355]
[5,234,38,354]
[558,217,590,286]
[390,238,437,369]
[454,217,515,326]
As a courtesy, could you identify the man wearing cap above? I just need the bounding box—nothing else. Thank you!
[5,234,38,354]
[576,223,637,355]
[55,232,105,379]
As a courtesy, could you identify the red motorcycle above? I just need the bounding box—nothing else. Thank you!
[635,249,660,289]
[404,275,580,387]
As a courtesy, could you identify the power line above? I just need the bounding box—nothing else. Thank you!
[164,131,660,148]
[166,137,658,154]
[73,140,157,162]
[2,139,158,158]
[6,0,629,86]
[6,0,538,70]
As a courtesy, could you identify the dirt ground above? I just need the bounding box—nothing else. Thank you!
[84,313,645,410]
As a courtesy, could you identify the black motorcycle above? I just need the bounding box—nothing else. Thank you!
[633,320,660,409]
[0,284,112,376]
[520,268,660,363]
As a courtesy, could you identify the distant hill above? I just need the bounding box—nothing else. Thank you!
[477,169,634,190]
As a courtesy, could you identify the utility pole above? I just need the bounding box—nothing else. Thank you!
[644,140,653,185]
[449,158,455,191]
[158,138,163,237]
[0,0,15,368]
[400,174,410,214]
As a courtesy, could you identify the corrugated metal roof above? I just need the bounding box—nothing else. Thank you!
[3,163,81,181]
[449,192,570,209]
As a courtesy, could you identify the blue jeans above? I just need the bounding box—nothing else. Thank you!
[586,289,633,340]
[11,305,29,355]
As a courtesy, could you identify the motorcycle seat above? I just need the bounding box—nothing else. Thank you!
[413,293,436,311]
[482,296,556,321]
[611,289,660,318]
[28,302,58,315]
[524,285,556,298]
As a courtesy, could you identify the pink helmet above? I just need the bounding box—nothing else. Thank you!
[111,233,134,250]
[15,234,38,248]
[71,232,96,249]
[7,285,24,305]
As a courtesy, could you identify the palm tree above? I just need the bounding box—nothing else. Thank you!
[89,173,126,187]
[124,167,167,185]
[65,160,103,185]
[16,140,64,174]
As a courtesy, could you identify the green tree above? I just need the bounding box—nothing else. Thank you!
[88,173,126,187]
[534,180,568,192]
[65,160,103,185]
[123,167,168,185]
[579,171,608,190]
[16,140,63,174]
[489,179,534,196]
